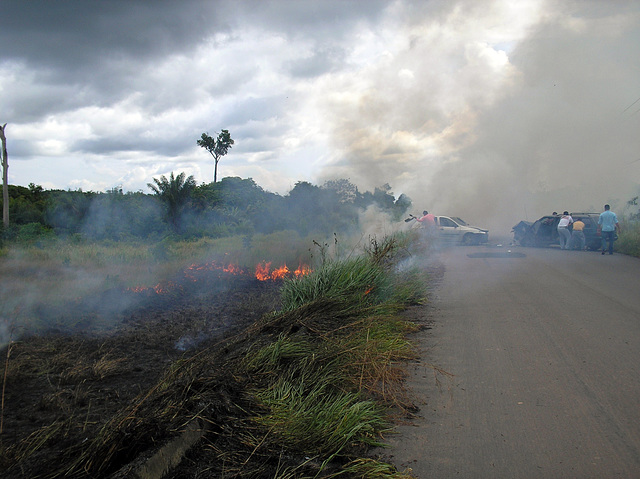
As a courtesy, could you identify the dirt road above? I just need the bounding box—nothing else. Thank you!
[387,245,640,478]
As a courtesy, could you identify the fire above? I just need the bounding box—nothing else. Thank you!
[223,263,243,274]
[294,264,312,277]
[255,261,273,281]
[255,262,311,281]
[271,265,290,279]
[184,261,245,281]
[128,258,313,292]
[154,281,178,294]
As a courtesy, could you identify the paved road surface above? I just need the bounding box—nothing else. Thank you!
[387,245,640,478]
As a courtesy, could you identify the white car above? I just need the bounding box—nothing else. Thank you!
[432,216,489,245]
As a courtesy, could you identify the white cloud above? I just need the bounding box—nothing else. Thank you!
[0,0,638,234]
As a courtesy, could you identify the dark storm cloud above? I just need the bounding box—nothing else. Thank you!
[227,0,389,40]
[0,1,205,121]
[73,135,185,157]
[0,0,386,82]
[0,0,216,69]
[285,46,347,78]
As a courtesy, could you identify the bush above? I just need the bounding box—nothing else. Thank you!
[15,223,55,243]
[617,219,640,258]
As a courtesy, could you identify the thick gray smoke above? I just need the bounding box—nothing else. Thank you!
[315,1,640,234]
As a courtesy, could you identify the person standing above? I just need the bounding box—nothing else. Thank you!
[415,210,437,241]
[570,217,586,251]
[598,204,620,255]
[416,210,436,227]
[557,211,573,250]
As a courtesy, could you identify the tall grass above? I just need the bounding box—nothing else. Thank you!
[254,368,387,455]
[617,219,640,258]
[279,256,390,311]
[241,233,427,477]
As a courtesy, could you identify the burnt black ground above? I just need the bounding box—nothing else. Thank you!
[0,269,282,478]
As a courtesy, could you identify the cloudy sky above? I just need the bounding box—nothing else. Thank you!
[1,0,639,232]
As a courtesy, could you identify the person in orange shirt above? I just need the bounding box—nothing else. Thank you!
[415,210,437,240]
[570,217,586,251]
[416,210,436,227]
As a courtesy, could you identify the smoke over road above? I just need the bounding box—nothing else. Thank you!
[314,1,640,233]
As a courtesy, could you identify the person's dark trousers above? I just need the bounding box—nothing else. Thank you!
[601,231,615,254]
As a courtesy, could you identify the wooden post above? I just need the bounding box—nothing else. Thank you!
[0,123,8,227]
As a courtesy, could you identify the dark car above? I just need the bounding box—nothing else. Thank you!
[513,213,608,250]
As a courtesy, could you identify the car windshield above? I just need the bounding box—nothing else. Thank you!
[451,217,467,226]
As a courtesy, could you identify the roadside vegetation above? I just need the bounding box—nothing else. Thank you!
[0,175,416,341]
[617,220,640,257]
[616,197,640,258]
[0,169,428,477]
[0,232,316,322]
[0,230,432,478]
[0,178,411,244]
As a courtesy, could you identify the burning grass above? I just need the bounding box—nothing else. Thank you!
[0,232,317,343]
[0,232,433,478]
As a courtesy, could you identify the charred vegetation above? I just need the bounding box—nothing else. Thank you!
[0,231,437,478]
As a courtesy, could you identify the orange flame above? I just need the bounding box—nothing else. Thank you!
[294,264,312,277]
[129,259,313,292]
[271,265,290,279]
[255,261,272,281]
[223,263,243,274]
[254,262,309,281]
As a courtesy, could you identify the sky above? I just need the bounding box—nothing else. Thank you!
[1,0,639,233]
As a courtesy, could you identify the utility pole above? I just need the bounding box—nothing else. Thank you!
[0,123,8,227]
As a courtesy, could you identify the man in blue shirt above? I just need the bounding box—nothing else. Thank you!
[598,204,621,255]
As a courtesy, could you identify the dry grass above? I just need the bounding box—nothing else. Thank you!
[1,231,429,478]
[0,233,319,345]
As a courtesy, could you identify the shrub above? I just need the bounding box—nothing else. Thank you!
[15,223,55,243]
[617,219,640,258]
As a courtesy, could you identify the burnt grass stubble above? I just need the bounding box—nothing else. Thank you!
[0,261,441,478]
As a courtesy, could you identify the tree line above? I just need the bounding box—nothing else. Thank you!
[0,177,412,243]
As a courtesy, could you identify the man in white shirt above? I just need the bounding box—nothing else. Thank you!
[557,211,573,250]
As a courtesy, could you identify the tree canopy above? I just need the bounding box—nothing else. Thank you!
[197,130,234,183]
[1,176,412,242]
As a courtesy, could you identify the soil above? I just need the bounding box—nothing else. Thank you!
[0,266,283,478]
[0,260,443,478]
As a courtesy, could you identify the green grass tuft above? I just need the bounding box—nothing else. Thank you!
[279,256,390,311]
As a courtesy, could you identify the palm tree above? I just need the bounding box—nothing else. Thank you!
[147,172,196,231]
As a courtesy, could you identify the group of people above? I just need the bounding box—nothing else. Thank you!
[556,205,621,254]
